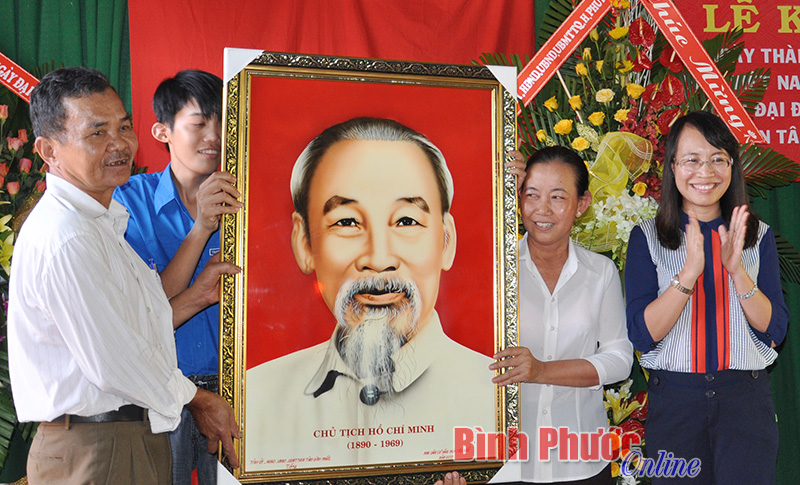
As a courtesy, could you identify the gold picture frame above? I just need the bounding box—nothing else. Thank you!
[220,50,519,483]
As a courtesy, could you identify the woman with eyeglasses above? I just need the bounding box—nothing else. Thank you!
[625,111,789,484]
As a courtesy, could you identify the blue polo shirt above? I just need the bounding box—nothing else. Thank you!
[113,164,220,377]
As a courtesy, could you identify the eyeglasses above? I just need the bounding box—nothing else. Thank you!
[675,156,732,173]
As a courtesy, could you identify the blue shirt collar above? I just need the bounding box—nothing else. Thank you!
[153,163,182,214]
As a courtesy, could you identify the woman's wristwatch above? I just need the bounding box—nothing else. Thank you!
[669,275,693,295]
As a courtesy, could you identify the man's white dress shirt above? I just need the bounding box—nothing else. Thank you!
[8,174,197,433]
[518,235,633,482]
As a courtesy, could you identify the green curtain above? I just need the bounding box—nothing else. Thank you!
[751,187,800,483]
[0,1,130,480]
[0,0,131,110]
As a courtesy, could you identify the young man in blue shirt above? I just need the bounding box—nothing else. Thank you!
[114,70,242,484]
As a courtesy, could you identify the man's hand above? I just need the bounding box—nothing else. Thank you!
[490,346,543,386]
[193,171,242,236]
[170,253,240,328]
[187,388,241,468]
[191,253,241,307]
[434,471,467,485]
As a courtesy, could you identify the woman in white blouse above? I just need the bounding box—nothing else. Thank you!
[438,147,632,485]
[496,146,633,484]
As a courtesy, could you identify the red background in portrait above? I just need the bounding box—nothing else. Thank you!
[243,74,497,369]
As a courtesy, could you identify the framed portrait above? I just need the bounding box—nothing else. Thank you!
[220,50,519,483]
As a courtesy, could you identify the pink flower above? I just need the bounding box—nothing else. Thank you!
[7,181,19,196]
[0,105,7,120]
[18,129,27,143]
[6,137,23,152]
[34,179,46,193]
[19,158,32,173]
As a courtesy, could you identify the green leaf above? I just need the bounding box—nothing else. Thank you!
[728,67,771,114]
[741,144,800,198]
[775,231,800,286]
[537,0,579,49]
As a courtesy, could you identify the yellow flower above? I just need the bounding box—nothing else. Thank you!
[611,0,631,8]
[588,111,605,126]
[544,96,559,112]
[596,60,604,73]
[575,62,588,76]
[627,83,646,99]
[611,462,621,478]
[536,129,547,142]
[617,59,634,73]
[571,137,590,151]
[569,95,583,111]
[582,48,592,61]
[633,181,647,196]
[553,119,574,135]
[609,27,629,39]
[614,108,631,122]
[590,29,599,42]
[596,89,615,103]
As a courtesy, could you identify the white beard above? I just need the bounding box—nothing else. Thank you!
[334,276,421,395]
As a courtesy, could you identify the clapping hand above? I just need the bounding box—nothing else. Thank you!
[682,210,705,285]
[718,205,749,277]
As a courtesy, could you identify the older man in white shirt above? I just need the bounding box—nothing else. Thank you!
[8,67,239,483]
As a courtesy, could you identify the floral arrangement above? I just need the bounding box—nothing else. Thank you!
[0,105,46,278]
[604,379,649,484]
[481,0,800,270]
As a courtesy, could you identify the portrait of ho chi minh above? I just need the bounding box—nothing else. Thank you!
[244,118,496,470]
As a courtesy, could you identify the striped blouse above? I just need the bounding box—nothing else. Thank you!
[625,213,789,372]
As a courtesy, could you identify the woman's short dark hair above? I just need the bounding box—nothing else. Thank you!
[30,67,112,139]
[524,146,590,195]
[656,111,759,249]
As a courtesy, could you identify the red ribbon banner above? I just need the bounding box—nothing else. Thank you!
[517,0,611,107]
[642,0,763,144]
[0,52,38,103]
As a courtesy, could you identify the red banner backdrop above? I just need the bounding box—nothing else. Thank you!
[127,0,537,172]
[674,0,800,163]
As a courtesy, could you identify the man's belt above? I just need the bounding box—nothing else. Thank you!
[50,404,147,424]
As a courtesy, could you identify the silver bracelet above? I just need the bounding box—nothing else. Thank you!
[737,284,758,300]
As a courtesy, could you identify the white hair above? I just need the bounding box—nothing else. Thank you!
[290,117,454,223]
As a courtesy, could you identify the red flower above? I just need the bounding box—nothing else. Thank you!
[34,179,46,193]
[659,47,684,73]
[630,391,649,420]
[6,137,23,152]
[641,83,662,109]
[7,181,20,196]
[18,129,28,143]
[0,163,8,177]
[630,50,653,72]
[19,158,32,173]
[658,108,683,136]
[620,419,645,442]
[629,18,655,47]
[658,75,685,106]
